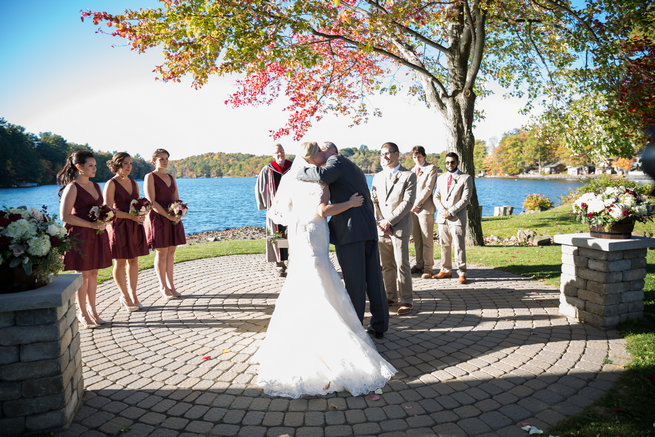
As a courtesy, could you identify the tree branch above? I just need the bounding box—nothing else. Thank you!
[310,29,447,98]
[465,2,486,90]
[356,0,450,55]
[532,0,601,45]
[527,22,554,85]
[462,0,476,47]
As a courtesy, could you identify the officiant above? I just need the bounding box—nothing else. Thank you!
[255,144,293,277]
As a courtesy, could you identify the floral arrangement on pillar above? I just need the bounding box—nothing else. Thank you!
[0,206,71,292]
[572,178,653,239]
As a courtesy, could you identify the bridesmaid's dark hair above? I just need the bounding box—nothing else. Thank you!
[152,148,170,162]
[57,150,95,197]
[107,152,131,173]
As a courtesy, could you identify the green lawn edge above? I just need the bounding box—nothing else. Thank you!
[87,205,654,436]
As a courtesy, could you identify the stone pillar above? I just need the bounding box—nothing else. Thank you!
[0,274,83,436]
[554,234,655,329]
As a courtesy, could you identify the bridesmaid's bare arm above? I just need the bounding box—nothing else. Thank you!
[145,173,180,223]
[60,184,104,230]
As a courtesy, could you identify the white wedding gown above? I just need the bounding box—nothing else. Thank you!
[251,175,396,398]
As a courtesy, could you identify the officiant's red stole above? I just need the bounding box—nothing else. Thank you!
[270,159,291,175]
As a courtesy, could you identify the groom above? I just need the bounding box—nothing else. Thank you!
[298,142,389,338]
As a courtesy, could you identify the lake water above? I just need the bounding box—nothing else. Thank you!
[0,177,584,234]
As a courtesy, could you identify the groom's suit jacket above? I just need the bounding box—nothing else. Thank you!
[298,154,378,246]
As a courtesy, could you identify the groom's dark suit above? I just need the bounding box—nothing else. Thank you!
[298,154,389,334]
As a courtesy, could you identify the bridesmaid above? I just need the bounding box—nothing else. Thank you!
[58,150,112,328]
[104,152,149,312]
[144,148,186,300]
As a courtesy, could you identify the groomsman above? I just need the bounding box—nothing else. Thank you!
[255,144,292,276]
[371,142,417,315]
[432,152,472,284]
[409,146,438,279]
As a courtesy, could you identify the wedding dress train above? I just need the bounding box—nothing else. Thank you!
[251,169,396,398]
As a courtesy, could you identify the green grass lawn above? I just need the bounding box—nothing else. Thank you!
[86,205,654,436]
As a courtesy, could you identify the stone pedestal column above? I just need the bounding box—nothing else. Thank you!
[0,274,83,436]
[553,234,655,329]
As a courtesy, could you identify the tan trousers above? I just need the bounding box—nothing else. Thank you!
[411,211,435,272]
[378,234,413,305]
[438,222,467,276]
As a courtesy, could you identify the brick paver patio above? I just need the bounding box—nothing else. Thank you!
[64,254,630,436]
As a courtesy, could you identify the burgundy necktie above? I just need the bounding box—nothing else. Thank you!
[447,174,453,191]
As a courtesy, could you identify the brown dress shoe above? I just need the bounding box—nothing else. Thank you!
[387,299,397,306]
[397,304,413,315]
[458,275,467,284]
[432,271,452,279]
[410,265,422,274]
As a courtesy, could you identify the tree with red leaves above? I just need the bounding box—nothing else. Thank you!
[82,0,632,245]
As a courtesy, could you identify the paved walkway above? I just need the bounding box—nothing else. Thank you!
[65,255,630,437]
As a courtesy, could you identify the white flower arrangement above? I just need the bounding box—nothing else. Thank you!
[572,186,652,229]
[0,205,71,285]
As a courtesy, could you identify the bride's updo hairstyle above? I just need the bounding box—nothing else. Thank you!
[301,142,320,161]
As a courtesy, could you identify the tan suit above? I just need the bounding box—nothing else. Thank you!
[433,170,472,275]
[410,164,437,273]
[371,166,417,305]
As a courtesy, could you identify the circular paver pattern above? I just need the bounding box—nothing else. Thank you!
[65,254,630,437]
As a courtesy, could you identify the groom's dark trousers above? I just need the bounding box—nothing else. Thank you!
[336,240,388,334]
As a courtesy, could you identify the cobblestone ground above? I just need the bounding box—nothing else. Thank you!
[65,254,630,437]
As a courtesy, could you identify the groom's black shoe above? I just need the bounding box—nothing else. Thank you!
[366,326,384,339]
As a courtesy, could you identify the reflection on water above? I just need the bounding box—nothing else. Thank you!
[0,176,592,235]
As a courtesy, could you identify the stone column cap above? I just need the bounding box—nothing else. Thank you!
[554,233,655,252]
[0,274,81,311]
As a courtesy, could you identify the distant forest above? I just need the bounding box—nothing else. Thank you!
[1,118,487,186]
[168,147,451,178]
[0,119,153,187]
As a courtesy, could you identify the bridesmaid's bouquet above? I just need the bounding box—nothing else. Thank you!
[168,200,188,225]
[129,198,152,217]
[88,205,115,234]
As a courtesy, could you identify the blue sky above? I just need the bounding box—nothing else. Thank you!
[0,1,531,159]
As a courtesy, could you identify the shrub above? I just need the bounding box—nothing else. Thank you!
[522,194,552,211]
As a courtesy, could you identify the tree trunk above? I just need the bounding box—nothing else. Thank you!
[443,92,485,246]
[434,1,485,246]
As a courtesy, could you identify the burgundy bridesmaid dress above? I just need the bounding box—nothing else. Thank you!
[63,181,112,271]
[144,172,186,249]
[106,178,149,259]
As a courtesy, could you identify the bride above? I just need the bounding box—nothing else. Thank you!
[251,142,396,398]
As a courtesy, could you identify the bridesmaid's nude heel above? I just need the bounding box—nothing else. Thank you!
[119,295,140,312]
[160,288,176,301]
[86,305,107,325]
[77,312,98,329]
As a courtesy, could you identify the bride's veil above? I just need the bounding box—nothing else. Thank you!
[268,154,310,227]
